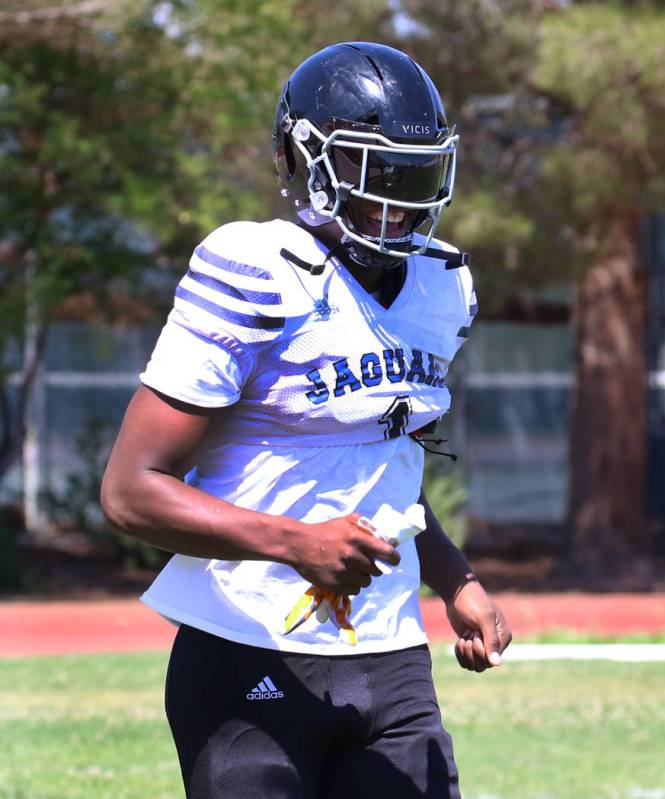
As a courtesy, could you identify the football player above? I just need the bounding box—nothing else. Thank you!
[102,42,511,799]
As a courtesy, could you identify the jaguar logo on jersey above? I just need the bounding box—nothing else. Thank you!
[304,347,448,405]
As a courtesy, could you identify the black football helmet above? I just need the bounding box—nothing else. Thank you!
[272,42,458,269]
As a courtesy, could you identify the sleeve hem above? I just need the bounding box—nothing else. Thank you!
[139,374,241,409]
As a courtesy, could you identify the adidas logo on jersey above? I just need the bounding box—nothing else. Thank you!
[313,298,334,318]
[246,675,285,700]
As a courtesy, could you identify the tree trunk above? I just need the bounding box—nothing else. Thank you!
[567,216,649,567]
[0,317,48,496]
[0,380,21,481]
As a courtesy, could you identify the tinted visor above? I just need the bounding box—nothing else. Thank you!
[332,144,449,204]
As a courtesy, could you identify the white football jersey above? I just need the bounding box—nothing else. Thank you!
[140,219,476,655]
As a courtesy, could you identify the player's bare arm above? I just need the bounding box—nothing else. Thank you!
[416,490,512,672]
[100,384,399,595]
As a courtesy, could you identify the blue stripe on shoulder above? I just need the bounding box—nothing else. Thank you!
[175,286,284,330]
[186,269,282,305]
[195,244,272,280]
[469,303,478,317]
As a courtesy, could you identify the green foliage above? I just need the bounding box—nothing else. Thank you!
[449,189,535,275]
[391,1,665,295]
[422,457,467,550]
[0,0,392,494]
[386,3,574,298]
[533,4,665,221]
[43,417,168,570]
[398,0,537,109]
[43,418,112,538]
[0,11,188,311]
[163,0,394,229]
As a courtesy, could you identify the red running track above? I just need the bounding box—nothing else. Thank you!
[1,593,664,657]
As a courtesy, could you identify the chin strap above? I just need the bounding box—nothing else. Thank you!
[342,231,412,271]
[281,241,471,276]
[422,248,471,269]
[344,240,471,272]
[344,241,404,271]
[280,243,346,276]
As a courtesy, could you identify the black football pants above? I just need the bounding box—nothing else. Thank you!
[165,624,461,798]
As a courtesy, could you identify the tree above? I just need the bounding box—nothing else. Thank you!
[0,2,203,511]
[0,0,392,526]
[533,4,665,565]
[393,1,665,567]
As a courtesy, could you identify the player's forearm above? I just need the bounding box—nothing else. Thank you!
[100,469,303,564]
[416,489,476,604]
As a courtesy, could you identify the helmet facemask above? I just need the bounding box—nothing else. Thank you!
[288,117,458,268]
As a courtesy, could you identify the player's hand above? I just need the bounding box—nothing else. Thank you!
[289,513,400,595]
[446,579,512,672]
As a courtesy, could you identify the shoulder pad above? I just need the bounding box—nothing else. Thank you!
[173,221,327,347]
[201,221,276,279]
[172,222,290,346]
[414,235,476,331]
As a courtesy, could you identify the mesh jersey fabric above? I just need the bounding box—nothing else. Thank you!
[140,219,476,655]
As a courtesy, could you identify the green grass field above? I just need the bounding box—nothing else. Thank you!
[1,646,664,799]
